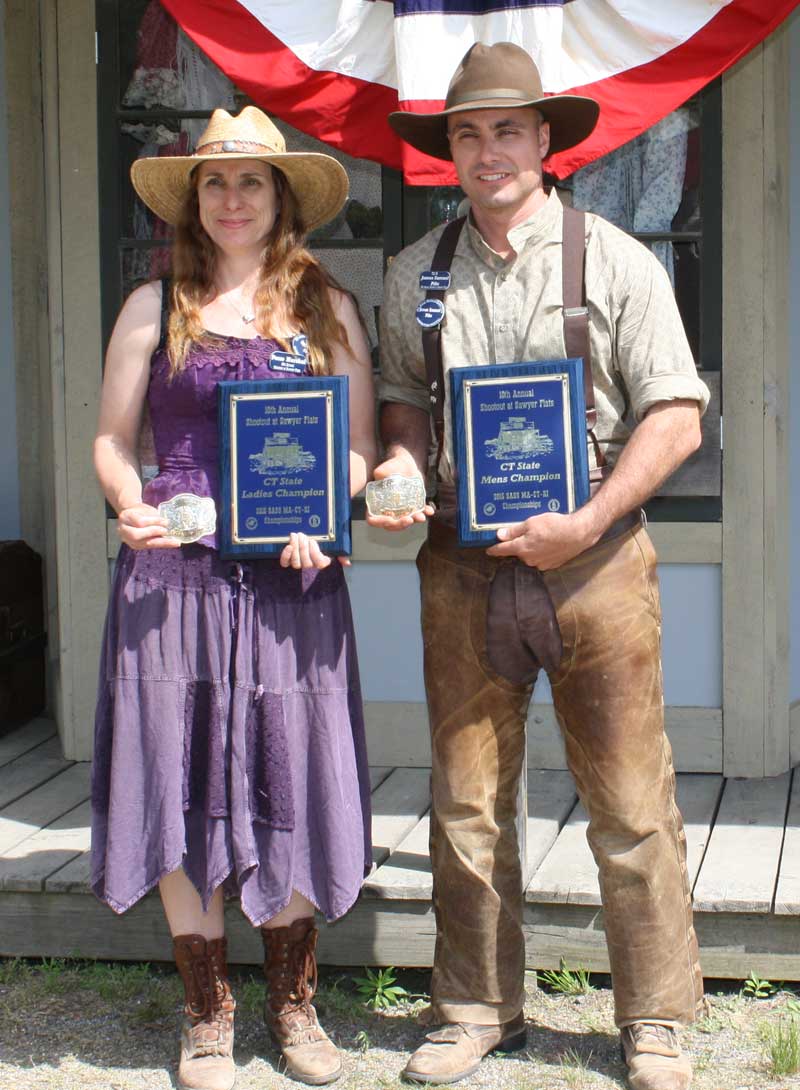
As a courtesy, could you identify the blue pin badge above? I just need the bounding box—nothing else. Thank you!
[419,270,451,291]
[291,332,309,359]
[269,349,308,375]
[416,298,446,329]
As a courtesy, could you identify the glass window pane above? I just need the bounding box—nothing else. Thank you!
[118,0,235,114]
[273,119,384,242]
[317,249,384,350]
[566,101,701,238]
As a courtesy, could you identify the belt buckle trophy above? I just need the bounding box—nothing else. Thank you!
[365,475,426,519]
[158,493,217,544]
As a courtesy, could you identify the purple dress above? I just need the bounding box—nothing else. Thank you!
[90,332,372,925]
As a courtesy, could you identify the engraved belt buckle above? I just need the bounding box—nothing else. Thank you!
[365,475,426,518]
[157,493,217,544]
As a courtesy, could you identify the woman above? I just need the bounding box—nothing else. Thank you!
[91,106,376,1090]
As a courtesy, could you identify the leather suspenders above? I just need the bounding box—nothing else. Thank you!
[561,208,606,474]
[421,217,465,472]
[420,205,606,478]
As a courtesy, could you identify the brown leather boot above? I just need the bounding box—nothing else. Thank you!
[621,1023,692,1090]
[403,1014,527,1085]
[173,934,236,1090]
[261,917,342,1085]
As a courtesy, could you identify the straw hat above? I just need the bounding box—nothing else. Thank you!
[130,106,349,232]
[388,42,599,161]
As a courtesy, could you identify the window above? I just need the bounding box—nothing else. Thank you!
[96,0,401,363]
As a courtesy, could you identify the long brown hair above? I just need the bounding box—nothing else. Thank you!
[165,166,351,377]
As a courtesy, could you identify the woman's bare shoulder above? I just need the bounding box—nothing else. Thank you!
[108,280,163,355]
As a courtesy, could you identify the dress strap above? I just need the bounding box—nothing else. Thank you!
[158,277,172,349]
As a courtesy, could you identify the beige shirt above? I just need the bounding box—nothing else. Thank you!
[379,189,710,482]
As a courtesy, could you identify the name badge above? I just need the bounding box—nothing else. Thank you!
[269,350,309,375]
[416,299,446,329]
[419,270,451,291]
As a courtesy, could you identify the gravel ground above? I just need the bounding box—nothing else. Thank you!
[1,959,800,1090]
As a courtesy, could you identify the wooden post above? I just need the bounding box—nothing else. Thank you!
[721,28,791,776]
[40,0,106,759]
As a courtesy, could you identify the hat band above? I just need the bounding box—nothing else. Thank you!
[447,86,541,108]
[195,138,278,156]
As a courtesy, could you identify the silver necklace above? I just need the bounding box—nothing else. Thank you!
[221,291,256,325]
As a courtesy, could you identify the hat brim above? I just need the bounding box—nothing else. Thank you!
[130,151,349,232]
[388,95,600,161]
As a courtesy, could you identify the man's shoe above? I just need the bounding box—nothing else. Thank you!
[621,1022,692,1090]
[402,1014,526,1085]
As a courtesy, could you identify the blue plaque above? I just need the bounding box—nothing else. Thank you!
[449,359,590,546]
[218,377,351,557]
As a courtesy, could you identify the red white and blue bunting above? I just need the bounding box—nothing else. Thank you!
[161,0,800,182]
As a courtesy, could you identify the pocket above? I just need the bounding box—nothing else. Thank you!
[631,528,662,620]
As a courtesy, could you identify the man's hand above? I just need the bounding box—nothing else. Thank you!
[486,509,598,570]
[366,451,435,532]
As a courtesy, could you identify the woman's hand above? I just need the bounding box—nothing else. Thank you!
[117,503,179,550]
[279,532,350,570]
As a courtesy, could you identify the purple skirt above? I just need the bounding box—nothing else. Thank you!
[91,545,372,925]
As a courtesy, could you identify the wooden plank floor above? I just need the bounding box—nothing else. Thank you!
[1,722,800,978]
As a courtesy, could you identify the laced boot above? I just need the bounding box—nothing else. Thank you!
[173,934,236,1090]
[621,1022,692,1090]
[261,916,342,1085]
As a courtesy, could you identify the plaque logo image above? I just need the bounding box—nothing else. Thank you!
[219,375,351,557]
[484,418,555,459]
[250,432,317,473]
[450,359,590,546]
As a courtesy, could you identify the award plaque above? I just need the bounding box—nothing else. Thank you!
[449,359,590,546]
[218,377,350,557]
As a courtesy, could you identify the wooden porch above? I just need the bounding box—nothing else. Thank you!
[1,719,799,980]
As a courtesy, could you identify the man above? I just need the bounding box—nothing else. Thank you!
[370,41,709,1090]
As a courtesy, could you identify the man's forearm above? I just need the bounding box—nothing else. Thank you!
[379,402,431,475]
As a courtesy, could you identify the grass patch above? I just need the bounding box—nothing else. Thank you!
[0,958,33,987]
[236,973,265,1017]
[77,960,155,1001]
[540,960,595,997]
[559,1046,593,1088]
[762,1015,800,1078]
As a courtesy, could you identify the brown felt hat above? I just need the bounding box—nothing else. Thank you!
[131,106,349,232]
[388,41,599,160]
